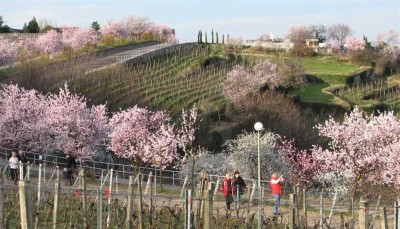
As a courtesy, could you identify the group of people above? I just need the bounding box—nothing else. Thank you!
[7,150,28,184]
[220,171,284,217]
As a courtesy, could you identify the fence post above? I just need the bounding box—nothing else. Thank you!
[149,174,154,227]
[106,169,113,229]
[395,199,399,229]
[303,188,307,227]
[380,207,388,229]
[359,198,369,229]
[289,193,296,229]
[320,188,324,229]
[137,173,144,229]
[52,167,60,229]
[203,186,214,229]
[80,169,88,229]
[97,188,103,229]
[125,176,134,229]
[185,189,188,229]
[188,189,193,229]
[0,169,3,229]
[328,190,338,227]
[145,172,153,195]
[19,179,33,229]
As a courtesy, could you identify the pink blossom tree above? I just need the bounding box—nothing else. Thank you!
[344,36,365,52]
[329,39,341,53]
[36,30,64,57]
[108,105,179,170]
[176,104,200,189]
[16,37,38,59]
[277,136,325,189]
[126,16,150,38]
[222,60,279,108]
[45,84,109,159]
[147,23,177,43]
[376,29,399,58]
[0,84,49,151]
[100,20,128,39]
[62,26,99,49]
[0,38,17,66]
[313,108,400,199]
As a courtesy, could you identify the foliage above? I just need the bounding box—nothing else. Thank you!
[126,16,150,36]
[286,25,312,42]
[224,131,286,180]
[62,26,99,49]
[328,23,352,50]
[313,108,400,197]
[344,36,365,52]
[26,17,40,33]
[40,25,54,33]
[91,21,100,32]
[309,24,327,42]
[108,105,178,169]
[277,137,324,188]
[222,60,279,107]
[35,30,64,56]
[147,23,177,42]
[0,84,47,150]
[0,38,17,66]
[45,84,109,159]
[277,59,307,89]
[100,20,128,39]
[181,150,227,175]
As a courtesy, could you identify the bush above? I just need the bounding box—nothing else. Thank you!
[375,57,391,76]
[290,43,316,57]
[101,34,115,46]
[349,48,377,66]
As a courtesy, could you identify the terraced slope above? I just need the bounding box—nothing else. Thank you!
[69,44,236,115]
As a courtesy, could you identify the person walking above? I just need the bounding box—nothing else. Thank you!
[270,173,284,217]
[9,151,19,184]
[65,153,77,185]
[232,171,246,199]
[18,149,28,178]
[220,173,234,210]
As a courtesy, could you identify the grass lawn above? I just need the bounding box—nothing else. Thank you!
[290,84,337,104]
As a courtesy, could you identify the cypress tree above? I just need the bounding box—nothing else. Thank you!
[27,17,39,33]
[222,34,225,44]
[211,29,214,44]
[205,32,208,44]
[216,32,219,44]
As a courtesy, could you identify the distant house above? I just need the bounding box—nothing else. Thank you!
[246,38,292,51]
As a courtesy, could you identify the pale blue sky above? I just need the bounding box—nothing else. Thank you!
[1,0,399,41]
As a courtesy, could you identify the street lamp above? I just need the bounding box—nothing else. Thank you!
[254,122,263,229]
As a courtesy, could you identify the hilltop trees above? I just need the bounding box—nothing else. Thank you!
[35,30,64,56]
[100,20,128,39]
[328,23,352,51]
[126,16,150,38]
[91,21,100,32]
[62,26,99,49]
[344,36,365,52]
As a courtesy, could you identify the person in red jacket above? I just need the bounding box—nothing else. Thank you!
[270,173,284,216]
[220,173,234,210]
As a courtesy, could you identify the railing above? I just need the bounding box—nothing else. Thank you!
[0,146,270,188]
[117,42,181,63]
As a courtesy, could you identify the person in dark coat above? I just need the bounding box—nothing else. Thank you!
[18,150,28,178]
[65,152,77,185]
[232,170,246,198]
[220,173,234,210]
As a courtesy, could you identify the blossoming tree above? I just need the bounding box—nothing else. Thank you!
[344,36,365,52]
[62,26,99,49]
[36,30,64,57]
[0,38,17,66]
[45,85,109,159]
[0,84,48,150]
[313,108,400,200]
[100,20,128,39]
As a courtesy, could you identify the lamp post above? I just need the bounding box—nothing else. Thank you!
[254,122,263,229]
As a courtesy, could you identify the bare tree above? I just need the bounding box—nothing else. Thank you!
[328,23,352,50]
[309,24,327,42]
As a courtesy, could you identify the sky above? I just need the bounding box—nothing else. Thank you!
[1,0,399,42]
